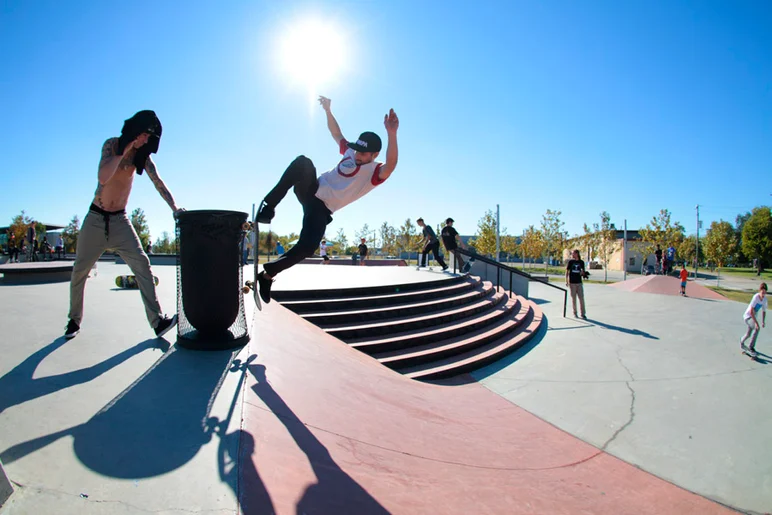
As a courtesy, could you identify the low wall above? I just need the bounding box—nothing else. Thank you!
[115,254,178,266]
[299,258,407,266]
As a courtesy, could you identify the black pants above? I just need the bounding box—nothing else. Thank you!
[421,241,446,268]
[262,156,332,277]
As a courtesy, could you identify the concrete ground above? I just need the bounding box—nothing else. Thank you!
[474,281,772,514]
[0,263,769,514]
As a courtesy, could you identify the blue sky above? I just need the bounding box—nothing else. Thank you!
[1,0,770,245]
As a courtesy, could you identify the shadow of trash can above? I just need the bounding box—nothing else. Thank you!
[176,210,250,350]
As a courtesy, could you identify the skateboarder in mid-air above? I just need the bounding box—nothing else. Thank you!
[64,111,183,340]
[253,96,399,304]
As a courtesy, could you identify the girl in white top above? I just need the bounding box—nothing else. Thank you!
[740,282,767,354]
[319,240,330,264]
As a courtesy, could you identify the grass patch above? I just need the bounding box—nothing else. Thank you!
[705,286,753,304]
[715,267,772,280]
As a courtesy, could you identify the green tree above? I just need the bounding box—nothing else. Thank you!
[597,211,617,282]
[637,209,685,261]
[130,208,151,250]
[152,231,178,254]
[9,210,34,244]
[398,218,420,257]
[703,220,737,268]
[379,222,398,257]
[735,211,752,264]
[500,234,518,260]
[677,235,704,267]
[355,223,375,248]
[469,210,502,257]
[332,228,348,255]
[62,215,80,253]
[741,206,772,274]
[519,225,546,268]
[540,209,566,272]
[278,232,299,251]
[257,230,279,255]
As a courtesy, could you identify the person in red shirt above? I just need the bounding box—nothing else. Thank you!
[679,262,688,296]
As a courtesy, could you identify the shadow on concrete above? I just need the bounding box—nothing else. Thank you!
[0,337,168,414]
[1,345,247,485]
[469,315,549,381]
[529,297,551,305]
[246,364,389,514]
[585,318,659,340]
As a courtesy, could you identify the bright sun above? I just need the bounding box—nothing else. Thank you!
[279,18,345,90]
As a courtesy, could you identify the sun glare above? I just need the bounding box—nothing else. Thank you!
[279,18,345,90]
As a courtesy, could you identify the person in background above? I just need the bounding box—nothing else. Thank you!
[8,233,19,263]
[740,283,767,357]
[56,234,64,260]
[440,217,470,273]
[565,249,588,319]
[319,239,330,264]
[358,237,368,266]
[679,262,688,296]
[416,218,447,271]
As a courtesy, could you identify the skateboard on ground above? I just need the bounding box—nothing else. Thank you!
[241,220,262,310]
[741,349,760,361]
[115,275,159,289]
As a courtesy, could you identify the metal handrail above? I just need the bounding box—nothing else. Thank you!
[456,248,567,317]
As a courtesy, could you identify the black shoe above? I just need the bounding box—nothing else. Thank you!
[441,265,449,271]
[154,314,178,338]
[64,320,80,339]
[256,201,275,224]
[462,262,472,273]
[257,271,273,304]
[581,314,587,320]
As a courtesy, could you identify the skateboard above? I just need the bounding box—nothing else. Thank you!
[742,349,760,361]
[241,220,262,310]
[115,275,159,289]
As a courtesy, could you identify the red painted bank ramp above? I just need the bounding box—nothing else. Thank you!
[609,275,727,300]
[237,302,734,514]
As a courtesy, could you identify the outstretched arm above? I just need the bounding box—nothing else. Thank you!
[318,96,344,145]
[144,156,182,213]
[376,109,399,181]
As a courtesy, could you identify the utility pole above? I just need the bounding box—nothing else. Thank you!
[496,204,500,262]
[623,219,627,281]
[695,204,700,280]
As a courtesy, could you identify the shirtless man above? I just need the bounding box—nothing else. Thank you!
[64,110,182,339]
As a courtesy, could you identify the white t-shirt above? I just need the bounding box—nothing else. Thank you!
[315,139,387,213]
[319,243,327,257]
[744,292,767,320]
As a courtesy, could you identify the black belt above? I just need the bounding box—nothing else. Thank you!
[89,203,125,240]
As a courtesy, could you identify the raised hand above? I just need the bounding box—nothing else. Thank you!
[384,108,399,132]
[318,96,332,112]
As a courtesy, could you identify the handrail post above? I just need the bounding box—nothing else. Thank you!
[563,289,567,317]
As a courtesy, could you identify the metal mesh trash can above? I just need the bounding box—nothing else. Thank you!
[176,210,250,350]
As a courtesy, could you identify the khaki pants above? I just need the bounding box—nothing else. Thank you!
[69,210,162,328]
[569,283,586,317]
[740,318,760,350]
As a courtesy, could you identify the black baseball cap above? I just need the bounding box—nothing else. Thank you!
[446,218,454,224]
[347,131,382,153]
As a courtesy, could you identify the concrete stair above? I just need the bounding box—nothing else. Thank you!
[274,274,544,380]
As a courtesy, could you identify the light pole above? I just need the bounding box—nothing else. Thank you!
[695,205,700,280]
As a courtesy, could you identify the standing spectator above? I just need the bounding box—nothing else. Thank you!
[8,233,19,263]
[56,234,64,260]
[275,241,285,256]
[740,283,767,356]
[565,249,588,319]
[440,217,471,273]
[416,218,447,270]
[679,263,688,296]
[32,238,40,262]
[26,224,36,262]
[319,239,330,264]
[655,244,663,274]
[41,237,51,261]
[358,237,368,266]
[666,245,676,274]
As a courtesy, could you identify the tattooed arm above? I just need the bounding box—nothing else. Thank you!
[144,156,181,212]
[98,138,127,184]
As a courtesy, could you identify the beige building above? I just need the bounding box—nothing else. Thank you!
[563,229,654,273]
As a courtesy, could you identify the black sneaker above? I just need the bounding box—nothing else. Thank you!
[462,262,472,273]
[441,265,449,271]
[256,201,275,224]
[64,320,80,339]
[154,314,178,338]
[257,271,273,304]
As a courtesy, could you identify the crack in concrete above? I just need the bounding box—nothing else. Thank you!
[600,349,637,451]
